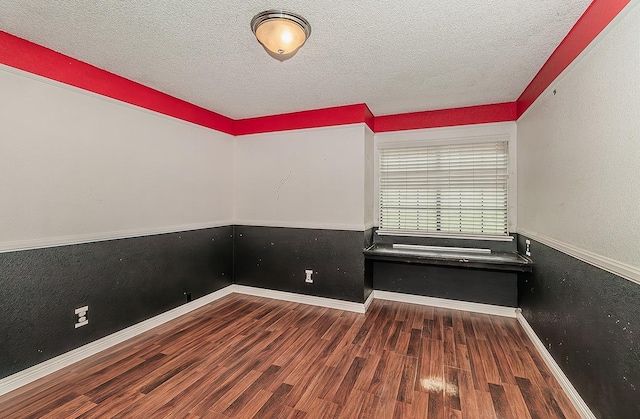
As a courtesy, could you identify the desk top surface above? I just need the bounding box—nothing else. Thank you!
[364,243,533,272]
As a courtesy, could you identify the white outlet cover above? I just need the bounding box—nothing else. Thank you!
[75,319,89,328]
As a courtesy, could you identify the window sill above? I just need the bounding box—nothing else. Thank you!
[375,230,514,242]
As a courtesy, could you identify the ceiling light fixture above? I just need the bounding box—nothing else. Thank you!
[251,10,311,61]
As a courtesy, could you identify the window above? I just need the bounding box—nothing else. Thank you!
[378,140,509,238]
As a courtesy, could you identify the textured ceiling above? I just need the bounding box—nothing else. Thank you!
[0,0,592,119]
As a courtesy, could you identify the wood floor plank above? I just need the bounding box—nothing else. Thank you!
[147,366,228,417]
[410,390,429,418]
[396,356,417,404]
[452,311,467,346]
[371,352,405,418]
[346,390,378,419]
[466,337,490,392]
[367,350,390,395]
[525,344,563,390]
[444,366,462,411]
[488,383,515,419]
[76,390,144,419]
[307,397,341,418]
[385,320,404,350]
[540,386,569,419]
[502,382,533,419]
[396,330,412,355]
[240,389,273,418]
[353,353,381,393]
[516,376,557,419]
[406,328,422,358]
[393,401,411,419]
[188,359,262,417]
[456,368,479,419]
[251,382,294,418]
[335,389,367,418]
[477,339,501,385]
[208,369,263,414]
[443,326,457,367]
[461,312,477,340]
[0,295,581,419]
[333,356,367,406]
[432,310,444,341]
[475,389,498,419]
[224,364,281,416]
[426,387,445,419]
[40,395,96,419]
[455,341,472,371]
[551,387,579,419]
[292,365,336,411]
[487,333,517,385]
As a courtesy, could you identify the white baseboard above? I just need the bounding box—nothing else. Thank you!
[364,291,374,311]
[374,290,517,318]
[0,285,523,398]
[0,285,369,397]
[0,286,234,397]
[229,285,369,314]
[517,312,595,419]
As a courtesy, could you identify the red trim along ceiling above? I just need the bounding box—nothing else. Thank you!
[516,0,630,117]
[374,103,517,133]
[0,0,629,135]
[0,31,235,135]
[235,104,375,135]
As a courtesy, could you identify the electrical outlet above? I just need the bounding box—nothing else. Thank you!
[305,269,313,283]
[75,306,88,328]
[525,239,531,257]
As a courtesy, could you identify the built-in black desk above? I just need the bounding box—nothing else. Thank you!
[364,243,533,272]
[364,243,533,307]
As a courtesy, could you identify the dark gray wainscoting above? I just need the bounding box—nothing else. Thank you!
[517,235,640,419]
[234,226,370,303]
[0,226,233,379]
[364,228,374,302]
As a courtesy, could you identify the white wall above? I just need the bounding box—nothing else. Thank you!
[517,3,640,271]
[234,124,368,230]
[0,66,234,252]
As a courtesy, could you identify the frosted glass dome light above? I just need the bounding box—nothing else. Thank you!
[251,10,311,61]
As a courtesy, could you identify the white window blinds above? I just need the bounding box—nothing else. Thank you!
[379,141,509,237]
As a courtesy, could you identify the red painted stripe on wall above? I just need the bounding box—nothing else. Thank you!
[2,0,628,137]
[0,31,235,135]
[374,102,517,133]
[516,0,630,117]
[234,104,371,135]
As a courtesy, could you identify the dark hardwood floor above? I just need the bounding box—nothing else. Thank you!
[0,293,579,418]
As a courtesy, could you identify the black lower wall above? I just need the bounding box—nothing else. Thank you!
[364,228,374,302]
[234,226,370,303]
[517,235,640,419]
[0,226,233,379]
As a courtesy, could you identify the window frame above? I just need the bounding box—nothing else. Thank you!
[374,122,517,241]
